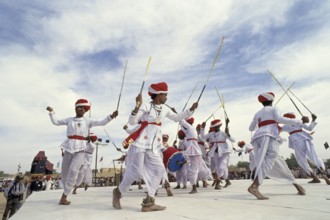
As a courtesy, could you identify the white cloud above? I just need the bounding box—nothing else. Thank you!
[1,0,330,173]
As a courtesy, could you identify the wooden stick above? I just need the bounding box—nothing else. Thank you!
[116,60,128,111]
[274,82,295,106]
[267,69,303,116]
[196,36,225,103]
[139,56,152,95]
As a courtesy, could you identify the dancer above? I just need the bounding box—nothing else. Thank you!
[179,117,212,194]
[159,134,174,196]
[47,99,118,205]
[200,118,235,189]
[248,92,308,200]
[282,112,330,184]
[173,130,188,189]
[196,124,211,187]
[235,141,255,178]
[113,82,198,212]
[73,132,97,194]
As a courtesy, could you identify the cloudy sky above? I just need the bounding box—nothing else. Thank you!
[1,0,329,174]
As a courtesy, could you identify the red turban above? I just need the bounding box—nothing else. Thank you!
[88,133,98,143]
[178,130,186,140]
[238,141,245,148]
[148,82,168,96]
[210,119,222,128]
[185,117,194,125]
[258,92,275,103]
[75,99,90,112]
[283,112,296,119]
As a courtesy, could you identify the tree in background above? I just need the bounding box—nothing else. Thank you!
[285,153,299,170]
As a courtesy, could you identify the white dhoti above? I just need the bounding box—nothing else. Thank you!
[76,165,93,186]
[175,163,188,185]
[118,146,165,197]
[61,151,85,195]
[214,152,230,179]
[293,139,325,174]
[186,155,212,185]
[252,136,295,185]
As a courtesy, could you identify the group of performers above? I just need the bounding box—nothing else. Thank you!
[47,81,329,212]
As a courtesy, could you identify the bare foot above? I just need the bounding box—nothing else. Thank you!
[308,179,321,183]
[293,184,306,195]
[322,174,330,185]
[59,193,71,205]
[248,186,269,200]
[112,188,122,209]
[59,199,71,205]
[166,188,174,197]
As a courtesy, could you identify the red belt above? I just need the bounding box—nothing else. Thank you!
[258,120,277,127]
[187,138,198,141]
[198,142,204,145]
[247,149,253,153]
[67,135,87,140]
[212,141,225,144]
[289,129,302,135]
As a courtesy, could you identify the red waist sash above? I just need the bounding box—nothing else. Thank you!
[187,138,198,141]
[247,149,253,153]
[67,135,87,140]
[122,121,161,149]
[258,120,277,127]
[211,141,225,144]
[289,129,303,135]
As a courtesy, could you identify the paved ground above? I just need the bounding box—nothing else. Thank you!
[0,194,6,217]
[9,179,330,220]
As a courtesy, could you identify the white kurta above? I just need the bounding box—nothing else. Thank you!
[249,106,302,184]
[49,111,113,195]
[175,140,188,186]
[200,128,235,179]
[180,120,212,185]
[282,121,325,173]
[119,101,193,197]
[236,143,255,171]
[49,112,113,153]
[197,137,210,168]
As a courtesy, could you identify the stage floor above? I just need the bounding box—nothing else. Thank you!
[11,179,330,220]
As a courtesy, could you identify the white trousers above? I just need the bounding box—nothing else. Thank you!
[214,152,230,179]
[61,151,85,195]
[293,139,325,174]
[118,146,165,197]
[175,163,187,185]
[186,155,212,185]
[252,136,295,185]
[76,165,93,186]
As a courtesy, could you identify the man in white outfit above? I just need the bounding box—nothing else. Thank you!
[196,124,210,168]
[235,141,255,171]
[73,132,97,194]
[173,131,188,189]
[47,99,118,205]
[282,112,330,184]
[179,117,212,194]
[248,92,308,200]
[159,134,174,196]
[200,118,235,189]
[113,82,198,212]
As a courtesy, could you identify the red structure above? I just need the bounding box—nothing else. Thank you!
[30,151,53,174]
